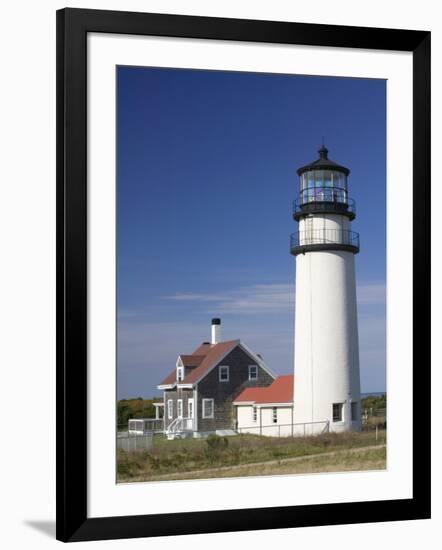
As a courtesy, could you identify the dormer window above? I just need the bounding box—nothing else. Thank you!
[248,365,258,380]
[219,365,229,382]
[177,366,184,382]
[176,356,184,382]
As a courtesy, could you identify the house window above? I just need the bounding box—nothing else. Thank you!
[272,407,278,423]
[219,365,229,382]
[177,399,183,418]
[351,401,359,421]
[167,399,173,419]
[248,365,258,380]
[252,407,257,423]
[202,398,214,419]
[332,403,344,422]
[177,366,184,382]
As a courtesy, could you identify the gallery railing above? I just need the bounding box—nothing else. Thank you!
[290,229,360,255]
[293,188,356,220]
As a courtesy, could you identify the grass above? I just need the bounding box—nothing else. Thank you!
[145,446,386,481]
[117,429,386,483]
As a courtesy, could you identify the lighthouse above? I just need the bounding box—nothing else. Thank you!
[291,145,362,434]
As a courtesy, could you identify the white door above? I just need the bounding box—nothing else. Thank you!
[187,399,194,430]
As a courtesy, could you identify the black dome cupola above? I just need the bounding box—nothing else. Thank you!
[296,145,350,177]
[293,144,355,222]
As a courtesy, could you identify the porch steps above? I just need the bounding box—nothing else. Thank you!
[165,417,194,440]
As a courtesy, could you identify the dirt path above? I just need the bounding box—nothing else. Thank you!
[124,443,386,483]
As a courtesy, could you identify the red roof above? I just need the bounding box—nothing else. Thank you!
[234,375,294,404]
[158,340,240,387]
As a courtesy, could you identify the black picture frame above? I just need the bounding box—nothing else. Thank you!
[56,7,431,543]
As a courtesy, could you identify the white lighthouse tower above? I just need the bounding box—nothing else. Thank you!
[291,145,361,434]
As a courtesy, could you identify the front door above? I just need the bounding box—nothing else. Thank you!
[188,398,194,418]
[188,398,194,430]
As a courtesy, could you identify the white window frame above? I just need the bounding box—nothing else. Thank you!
[177,399,183,418]
[332,402,344,422]
[272,407,278,423]
[202,398,214,419]
[248,364,258,380]
[252,407,257,423]
[219,365,229,382]
[177,366,184,382]
[167,399,173,420]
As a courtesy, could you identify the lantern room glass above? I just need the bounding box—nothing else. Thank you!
[300,170,347,204]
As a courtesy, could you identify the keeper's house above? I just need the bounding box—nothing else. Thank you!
[157,318,276,439]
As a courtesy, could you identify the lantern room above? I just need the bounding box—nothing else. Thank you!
[293,145,355,221]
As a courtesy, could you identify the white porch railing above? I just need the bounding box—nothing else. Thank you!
[165,417,195,439]
[128,418,164,434]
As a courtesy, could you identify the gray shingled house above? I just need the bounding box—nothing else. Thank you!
[157,319,276,439]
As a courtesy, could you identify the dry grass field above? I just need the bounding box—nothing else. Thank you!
[117,429,386,483]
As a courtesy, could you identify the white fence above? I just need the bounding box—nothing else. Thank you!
[117,432,154,452]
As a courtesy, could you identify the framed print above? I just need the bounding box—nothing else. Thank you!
[56,8,430,542]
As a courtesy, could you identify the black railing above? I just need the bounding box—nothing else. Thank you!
[293,187,356,220]
[290,229,360,255]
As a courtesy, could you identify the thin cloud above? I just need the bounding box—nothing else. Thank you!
[164,282,386,313]
[164,284,294,314]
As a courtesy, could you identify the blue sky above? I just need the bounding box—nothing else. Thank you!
[117,66,386,399]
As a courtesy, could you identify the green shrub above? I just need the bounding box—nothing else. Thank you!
[117,461,131,477]
[204,434,229,463]
[206,434,228,451]
[271,449,286,459]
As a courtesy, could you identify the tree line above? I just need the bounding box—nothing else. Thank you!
[117,397,162,427]
[361,394,386,413]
